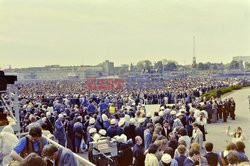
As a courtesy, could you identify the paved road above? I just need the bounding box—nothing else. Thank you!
[206,87,250,156]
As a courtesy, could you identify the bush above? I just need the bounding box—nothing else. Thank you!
[202,84,245,100]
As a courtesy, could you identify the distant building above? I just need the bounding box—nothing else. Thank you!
[233,56,250,63]
[102,60,114,75]
[114,65,129,75]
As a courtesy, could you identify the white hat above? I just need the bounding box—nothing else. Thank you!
[89,118,95,125]
[180,109,186,113]
[170,111,176,115]
[110,119,116,125]
[58,114,64,118]
[89,128,97,134]
[118,118,125,127]
[146,113,151,118]
[102,114,108,121]
[119,134,127,143]
[124,114,130,121]
[176,112,182,117]
[130,118,136,124]
[46,112,51,117]
[93,133,100,142]
[114,134,127,143]
[126,106,131,110]
[47,107,53,112]
[99,129,106,136]
[161,154,172,164]
[42,117,47,122]
[159,111,164,117]
[138,118,145,124]
[160,106,165,110]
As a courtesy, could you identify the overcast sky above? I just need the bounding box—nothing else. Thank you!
[0,0,249,68]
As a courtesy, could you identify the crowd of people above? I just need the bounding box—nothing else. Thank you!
[0,77,249,166]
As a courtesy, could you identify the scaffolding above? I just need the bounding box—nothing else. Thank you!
[0,84,21,136]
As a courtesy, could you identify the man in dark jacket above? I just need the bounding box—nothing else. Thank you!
[175,145,187,166]
[44,112,54,134]
[107,119,118,138]
[42,144,77,166]
[54,114,66,146]
[135,119,146,143]
[162,120,172,138]
[204,142,219,166]
[124,118,136,143]
[184,148,200,166]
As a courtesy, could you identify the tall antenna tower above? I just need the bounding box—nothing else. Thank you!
[192,36,197,68]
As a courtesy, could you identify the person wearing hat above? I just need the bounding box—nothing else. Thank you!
[107,119,118,138]
[124,118,136,143]
[87,118,95,132]
[88,128,97,141]
[135,118,146,145]
[156,111,164,125]
[98,129,107,140]
[161,153,172,166]
[101,114,110,130]
[116,134,133,166]
[54,113,66,146]
[117,118,125,136]
[92,133,101,142]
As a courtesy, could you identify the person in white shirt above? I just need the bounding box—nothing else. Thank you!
[196,111,207,141]
[145,144,159,166]
[226,126,246,144]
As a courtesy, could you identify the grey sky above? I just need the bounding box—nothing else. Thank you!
[0,0,249,68]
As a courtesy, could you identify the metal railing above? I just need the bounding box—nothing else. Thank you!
[43,135,95,166]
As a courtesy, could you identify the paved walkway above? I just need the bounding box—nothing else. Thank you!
[206,87,250,156]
